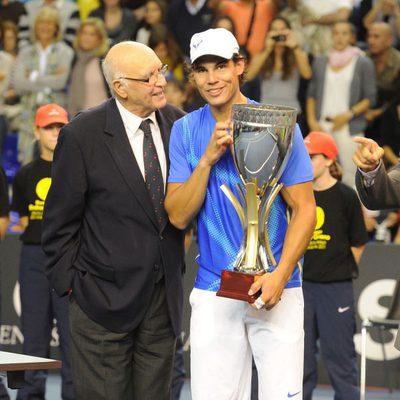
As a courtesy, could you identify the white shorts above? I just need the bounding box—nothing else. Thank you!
[189,287,304,400]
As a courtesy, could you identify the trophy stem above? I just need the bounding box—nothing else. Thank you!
[243,181,259,272]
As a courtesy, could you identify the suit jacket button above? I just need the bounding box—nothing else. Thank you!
[154,264,160,271]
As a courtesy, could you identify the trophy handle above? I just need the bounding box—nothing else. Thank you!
[220,184,245,229]
[243,181,258,271]
[261,182,283,267]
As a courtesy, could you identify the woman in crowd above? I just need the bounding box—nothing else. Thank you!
[1,20,18,59]
[134,0,165,45]
[89,0,138,47]
[68,18,109,117]
[306,21,376,187]
[246,16,311,113]
[13,6,73,164]
[148,24,184,82]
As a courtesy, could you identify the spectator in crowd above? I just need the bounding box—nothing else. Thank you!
[0,0,26,26]
[18,0,80,48]
[1,21,20,137]
[11,103,73,400]
[379,93,400,167]
[134,0,165,45]
[302,131,368,400]
[165,79,187,110]
[279,0,308,49]
[301,0,352,56]
[210,0,276,59]
[246,15,311,113]
[89,0,138,47]
[166,0,214,58]
[365,22,400,142]
[0,165,10,400]
[149,24,185,82]
[1,21,18,58]
[67,17,109,117]
[13,7,73,164]
[307,21,376,187]
[0,40,14,160]
[362,0,400,45]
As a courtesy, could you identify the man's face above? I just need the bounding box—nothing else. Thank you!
[114,52,167,117]
[34,123,63,154]
[192,58,244,109]
[367,25,392,55]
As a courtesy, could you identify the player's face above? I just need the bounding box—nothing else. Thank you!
[192,58,244,109]
[35,123,63,155]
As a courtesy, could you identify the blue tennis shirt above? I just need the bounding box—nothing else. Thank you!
[168,102,313,291]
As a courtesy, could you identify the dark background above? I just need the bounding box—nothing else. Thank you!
[1,236,399,388]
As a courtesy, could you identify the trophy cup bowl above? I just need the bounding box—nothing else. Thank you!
[216,104,297,303]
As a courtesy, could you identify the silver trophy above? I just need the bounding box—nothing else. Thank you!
[216,104,297,302]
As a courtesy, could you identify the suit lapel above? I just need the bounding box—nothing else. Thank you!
[103,99,159,230]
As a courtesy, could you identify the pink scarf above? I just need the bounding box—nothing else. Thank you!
[328,46,363,69]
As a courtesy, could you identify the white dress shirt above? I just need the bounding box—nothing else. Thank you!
[115,99,167,190]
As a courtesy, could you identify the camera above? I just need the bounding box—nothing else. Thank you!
[272,34,286,42]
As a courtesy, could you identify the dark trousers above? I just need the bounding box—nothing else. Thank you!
[69,279,176,400]
[303,280,359,400]
[171,336,186,400]
[16,245,73,400]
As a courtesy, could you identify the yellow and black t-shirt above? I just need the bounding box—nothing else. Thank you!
[11,158,52,244]
[304,182,368,282]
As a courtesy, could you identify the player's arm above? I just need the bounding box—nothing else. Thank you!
[249,181,316,309]
[165,121,232,229]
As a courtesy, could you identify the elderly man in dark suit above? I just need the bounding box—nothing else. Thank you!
[353,136,400,351]
[42,41,186,400]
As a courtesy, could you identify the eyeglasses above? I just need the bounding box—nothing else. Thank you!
[118,64,169,85]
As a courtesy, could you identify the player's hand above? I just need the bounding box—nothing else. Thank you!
[352,136,384,172]
[201,121,233,167]
[248,270,286,311]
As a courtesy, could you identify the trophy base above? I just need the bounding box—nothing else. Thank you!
[216,270,263,303]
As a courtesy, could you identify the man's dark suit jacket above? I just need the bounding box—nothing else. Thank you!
[356,163,400,351]
[42,98,186,335]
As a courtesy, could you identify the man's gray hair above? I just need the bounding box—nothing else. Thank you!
[102,57,124,98]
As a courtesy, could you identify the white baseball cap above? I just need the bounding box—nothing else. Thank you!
[190,28,240,64]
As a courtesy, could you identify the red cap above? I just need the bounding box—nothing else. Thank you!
[304,131,338,161]
[35,103,68,128]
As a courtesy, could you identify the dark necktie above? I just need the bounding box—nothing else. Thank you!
[140,119,167,228]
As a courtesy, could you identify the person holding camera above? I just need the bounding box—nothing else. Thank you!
[246,16,312,113]
[306,21,376,188]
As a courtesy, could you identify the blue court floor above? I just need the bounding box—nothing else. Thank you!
[4,374,400,399]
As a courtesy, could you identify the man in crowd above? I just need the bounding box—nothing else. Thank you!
[42,41,185,399]
[165,28,316,399]
[353,136,400,350]
[365,22,400,142]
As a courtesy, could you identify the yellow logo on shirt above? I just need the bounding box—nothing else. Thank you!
[28,178,52,220]
[307,206,331,250]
